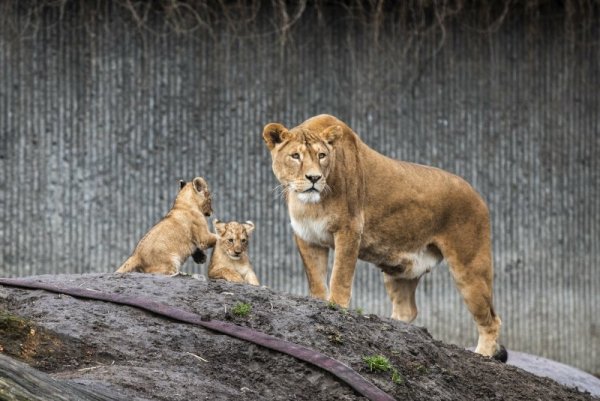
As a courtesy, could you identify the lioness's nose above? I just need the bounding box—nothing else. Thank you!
[306,174,321,183]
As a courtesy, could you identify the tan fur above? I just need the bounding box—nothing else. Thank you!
[116,177,217,275]
[263,114,503,358]
[208,220,259,285]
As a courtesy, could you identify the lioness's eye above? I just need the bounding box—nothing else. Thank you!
[291,153,300,159]
[228,238,234,243]
[318,152,326,159]
[241,238,247,243]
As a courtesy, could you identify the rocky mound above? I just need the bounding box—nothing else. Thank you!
[0,274,596,401]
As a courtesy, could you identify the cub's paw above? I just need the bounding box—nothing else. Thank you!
[493,345,508,363]
[192,249,207,264]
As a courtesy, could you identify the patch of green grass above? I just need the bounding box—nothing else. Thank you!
[391,369,404,384]
[326,301,351,316]
[363,354,404,385]
[327,301,338,310]
[363,355,392,372]
[355,307,364,315]
[231,302,252,317]
[0,311,29,335]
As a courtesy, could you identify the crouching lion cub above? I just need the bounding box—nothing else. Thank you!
[208,220,259,285]
[116,177,217,275]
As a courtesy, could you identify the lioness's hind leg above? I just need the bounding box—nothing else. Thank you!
[446,250,503,360]
[383,274,420,323]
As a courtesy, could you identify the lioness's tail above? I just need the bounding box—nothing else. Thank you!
[116,256,142,273]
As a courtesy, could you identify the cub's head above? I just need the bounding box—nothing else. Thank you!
[214,220,255,260]
[178,177,213,217]
[262,118,343,204]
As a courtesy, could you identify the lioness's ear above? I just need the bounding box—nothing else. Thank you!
[192,177,208,193]
[179,180,187,190]
[321,125,343,145]
[213,219,226,236]
[243,221,255,235]
[262,123,290,150]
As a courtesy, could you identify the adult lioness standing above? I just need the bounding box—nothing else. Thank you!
[262,114,506,361]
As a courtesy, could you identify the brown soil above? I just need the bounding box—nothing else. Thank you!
[0,273,596,401]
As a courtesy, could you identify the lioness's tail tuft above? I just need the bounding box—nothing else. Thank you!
[493,345,508,363]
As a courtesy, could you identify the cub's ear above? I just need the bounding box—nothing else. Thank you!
[242,221,255,235]
[213,219,227,236]
[262,123,290,150]
[192,177,208,193]
[321,125,343,145]
[179,180,187,190]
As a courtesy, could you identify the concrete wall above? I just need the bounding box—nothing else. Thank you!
[0,2,598,373]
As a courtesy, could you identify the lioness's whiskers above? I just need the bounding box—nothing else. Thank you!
[272,184,289,199]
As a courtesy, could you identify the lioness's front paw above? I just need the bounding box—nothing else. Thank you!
[327,296,350,309]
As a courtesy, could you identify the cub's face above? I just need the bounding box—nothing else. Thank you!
[214,220,255,260]
[262,123,342,204]
[180,177,213,217]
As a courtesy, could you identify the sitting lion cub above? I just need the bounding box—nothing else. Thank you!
[208,220,259,285]
[116,177,217,275]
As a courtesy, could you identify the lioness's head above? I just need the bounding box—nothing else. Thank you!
[178,177,213,217]
[214,220,255,260]
[262,119,343,204]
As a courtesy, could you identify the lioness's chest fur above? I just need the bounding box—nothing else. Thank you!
[290,214,333,246]
[288,197,334,246]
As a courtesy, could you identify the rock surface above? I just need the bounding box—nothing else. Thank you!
[0,274,597,401]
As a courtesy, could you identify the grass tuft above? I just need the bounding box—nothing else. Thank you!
[231,302,252,317]
[363,354,404,385]
[363,355,392,372]
[392,369,404,384]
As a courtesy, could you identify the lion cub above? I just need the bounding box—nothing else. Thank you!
[116,177,217,275]
[208,220,259,285]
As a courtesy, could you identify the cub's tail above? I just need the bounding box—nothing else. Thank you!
[115,256,142,273]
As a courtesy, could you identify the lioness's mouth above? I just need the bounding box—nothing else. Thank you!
[304,187,319,193]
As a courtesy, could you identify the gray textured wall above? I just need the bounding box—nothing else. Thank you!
[0,2,598,373]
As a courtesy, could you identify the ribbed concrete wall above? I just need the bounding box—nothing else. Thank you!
[0,3,598,373]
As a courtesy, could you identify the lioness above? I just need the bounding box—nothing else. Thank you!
[116,177,217,275]
[262,114,506,361]
[208,220,259,285]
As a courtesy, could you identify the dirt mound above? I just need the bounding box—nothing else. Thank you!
[0,274,596,401]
